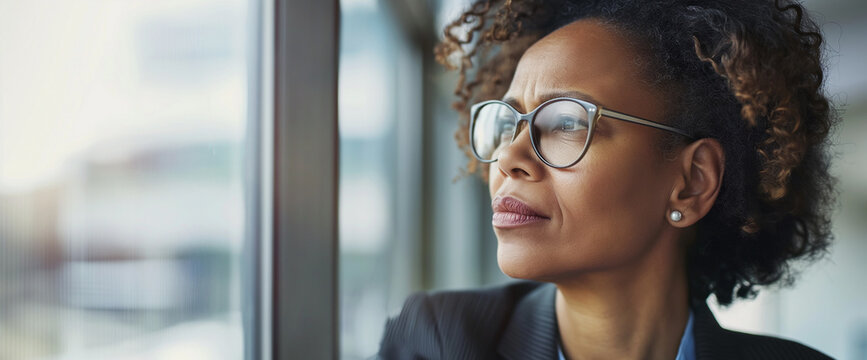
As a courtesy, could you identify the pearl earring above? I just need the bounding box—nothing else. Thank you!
[670,210,683,222]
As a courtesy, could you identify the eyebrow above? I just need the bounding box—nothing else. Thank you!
[501,90,602,111]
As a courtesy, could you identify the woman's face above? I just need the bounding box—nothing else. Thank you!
[489,19,681,281]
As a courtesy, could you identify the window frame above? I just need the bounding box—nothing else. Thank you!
[271,0,340,358]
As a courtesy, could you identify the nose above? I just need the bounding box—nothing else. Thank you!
[496,120,545,180]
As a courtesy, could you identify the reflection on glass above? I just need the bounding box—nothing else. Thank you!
[0,0,251,359]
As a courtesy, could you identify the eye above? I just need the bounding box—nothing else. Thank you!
[555,114,587,131]
[559,117,576,131]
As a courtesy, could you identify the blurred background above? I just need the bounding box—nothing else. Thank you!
[0,0,864,359]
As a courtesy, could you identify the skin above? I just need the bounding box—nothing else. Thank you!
[488,19,725,359]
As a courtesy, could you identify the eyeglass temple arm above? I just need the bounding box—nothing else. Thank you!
[599,109,695,139]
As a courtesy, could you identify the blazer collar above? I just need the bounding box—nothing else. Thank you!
[691,299,739,360]
[496,282,559,360]
[496,282,734,360]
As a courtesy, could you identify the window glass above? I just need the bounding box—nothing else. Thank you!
[339,0,422,358]
[0,0,253,358]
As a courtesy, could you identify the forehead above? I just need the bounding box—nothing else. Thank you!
[504,19,652,112]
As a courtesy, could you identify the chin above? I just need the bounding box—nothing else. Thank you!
[496,242,562,281]
[496,239,622,283]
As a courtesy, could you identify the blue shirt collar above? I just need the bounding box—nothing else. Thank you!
[557,310,696,360]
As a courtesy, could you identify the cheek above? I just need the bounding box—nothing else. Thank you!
[582,135,667,210]
[554,144,668,264]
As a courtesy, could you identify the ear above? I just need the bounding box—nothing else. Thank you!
[667,138,725,228]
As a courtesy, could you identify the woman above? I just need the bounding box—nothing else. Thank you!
[378,0,837,359]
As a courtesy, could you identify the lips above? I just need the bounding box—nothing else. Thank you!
[491,196,549,228]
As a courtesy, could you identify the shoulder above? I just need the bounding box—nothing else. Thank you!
[377,280,548,360]
[422,280,546,316]
[693,303,833,360]
[718,328,833,359]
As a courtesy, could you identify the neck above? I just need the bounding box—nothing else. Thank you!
[554,233,690,360]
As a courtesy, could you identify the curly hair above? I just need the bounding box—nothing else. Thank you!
[435,0,839,306]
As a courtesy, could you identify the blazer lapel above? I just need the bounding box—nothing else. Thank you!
[692,300,738,360]
[496,282,559,360]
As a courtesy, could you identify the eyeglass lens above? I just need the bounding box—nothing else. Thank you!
[472,100,590,167]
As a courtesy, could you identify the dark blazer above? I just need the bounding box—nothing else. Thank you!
[377,281,832,360]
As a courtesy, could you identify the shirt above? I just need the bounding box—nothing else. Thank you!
[556,310,695,360]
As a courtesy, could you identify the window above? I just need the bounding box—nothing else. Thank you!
[0,0,257,358]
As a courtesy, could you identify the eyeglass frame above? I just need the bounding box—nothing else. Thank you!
[469,97,696,168]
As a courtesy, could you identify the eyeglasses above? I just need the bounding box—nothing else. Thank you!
[469,97,695,168]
